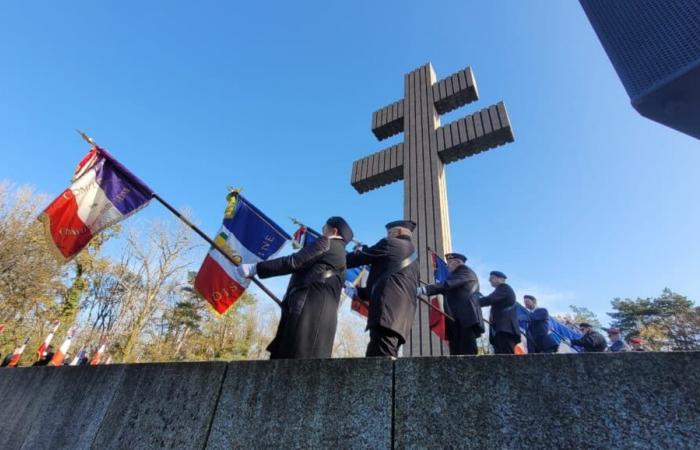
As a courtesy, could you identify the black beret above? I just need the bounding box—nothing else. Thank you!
[445,253,467,262]
[326,216,353,243]
[490,270,507,279]
[385,220,416,231]
[523,295,536,301]
[579,322,592,328]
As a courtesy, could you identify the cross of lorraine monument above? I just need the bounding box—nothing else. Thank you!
[350,63,515,356]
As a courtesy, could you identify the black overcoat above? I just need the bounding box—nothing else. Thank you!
[346,235,419,342]
[479,283,521,338]
[424,264,484,337]
[257,236,346,359]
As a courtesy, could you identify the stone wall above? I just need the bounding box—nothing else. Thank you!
[0,352,698,449]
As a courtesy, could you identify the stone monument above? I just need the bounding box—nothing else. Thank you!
[350,63,515,356]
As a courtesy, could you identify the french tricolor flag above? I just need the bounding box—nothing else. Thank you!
[49,326,76,366]
[194,193,289,314]
[38,147,153,261]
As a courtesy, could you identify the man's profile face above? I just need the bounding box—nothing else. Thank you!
[489,275,499,287]
[446,258,462,272]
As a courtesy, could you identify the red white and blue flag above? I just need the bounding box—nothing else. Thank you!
[194,193,290,314]
[37,321,60,360]
[429,251,449,342]
[49,326,76,366]
[90,343,106,365]
[7,337,30,367]
[38,147,153,261]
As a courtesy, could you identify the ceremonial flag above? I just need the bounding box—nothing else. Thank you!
[37,321,60,359]
[38,146,153,262]
[90,344,106,365]
[515,303,584,353]
[70,347,87,366]
[49,326,76,366]
[347,266,370,318]
[428,251,448,341]
[291,225,320,249]
[194,193,290,314]
[7,337,30,367]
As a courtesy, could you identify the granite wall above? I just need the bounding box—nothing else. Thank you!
[0,352,697,449]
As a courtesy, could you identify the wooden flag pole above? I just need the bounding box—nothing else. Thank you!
[151,193,282,307]
[75,130,282,307]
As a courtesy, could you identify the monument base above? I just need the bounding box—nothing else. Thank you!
[0,352,698,448]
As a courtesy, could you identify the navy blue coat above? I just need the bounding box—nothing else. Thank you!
[479,283,521,338]
[526,308,559,353]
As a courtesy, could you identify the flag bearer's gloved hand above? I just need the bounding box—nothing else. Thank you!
[237,263,257,278]
[345,287,357,299]
[416,286,427,296]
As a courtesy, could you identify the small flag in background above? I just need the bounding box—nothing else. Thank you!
[428,250,448,342]
[38,146,153,262]
[194,193,290,314]
[49,326,76,366]
[7,337,30,367]
[37,321,60,360]
[347,266,370,318]
[291,225,320,249]
[90,343,106,365]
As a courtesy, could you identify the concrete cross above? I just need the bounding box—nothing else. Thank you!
[350,63,515,356]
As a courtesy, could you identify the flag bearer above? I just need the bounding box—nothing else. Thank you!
[238,217,353,359]
[479,271,521,354]
[417,253,484,355]
[346,220,420,358]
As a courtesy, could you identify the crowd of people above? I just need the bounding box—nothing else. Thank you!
[236,216,646,359]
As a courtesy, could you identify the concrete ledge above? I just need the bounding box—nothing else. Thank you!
[92,362,226,450]
[0,353,698,449]
[394,352,700,449]
[206,358,393,449]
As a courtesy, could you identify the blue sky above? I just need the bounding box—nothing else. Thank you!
[2,1,699,324]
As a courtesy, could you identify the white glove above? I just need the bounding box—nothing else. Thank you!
[417,286,427,296]
[237,263,257,278]
[345,286,357,299]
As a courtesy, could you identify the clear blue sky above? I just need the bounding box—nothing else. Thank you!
[2,1,699,324]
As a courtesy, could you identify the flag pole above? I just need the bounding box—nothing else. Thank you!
[76,130,282,307]
[151,193,282,307]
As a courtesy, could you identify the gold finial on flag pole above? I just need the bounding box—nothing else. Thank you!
[76,129,98,147]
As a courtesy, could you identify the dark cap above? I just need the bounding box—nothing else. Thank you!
[490,270,507,279]
[385,220,416,232]
[607,327,620,335]
[523,295,536,301]
[630,336,642,344]
[326,216,353,243]
[578,322,592,329]
[445,253,467,262]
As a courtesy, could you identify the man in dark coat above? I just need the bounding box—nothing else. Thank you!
[479,271,521,354]
[346,220,420,358]
[570,323,607,352]
[523,295,559,354]
[238,216,353,359]
[418,253,484,355]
